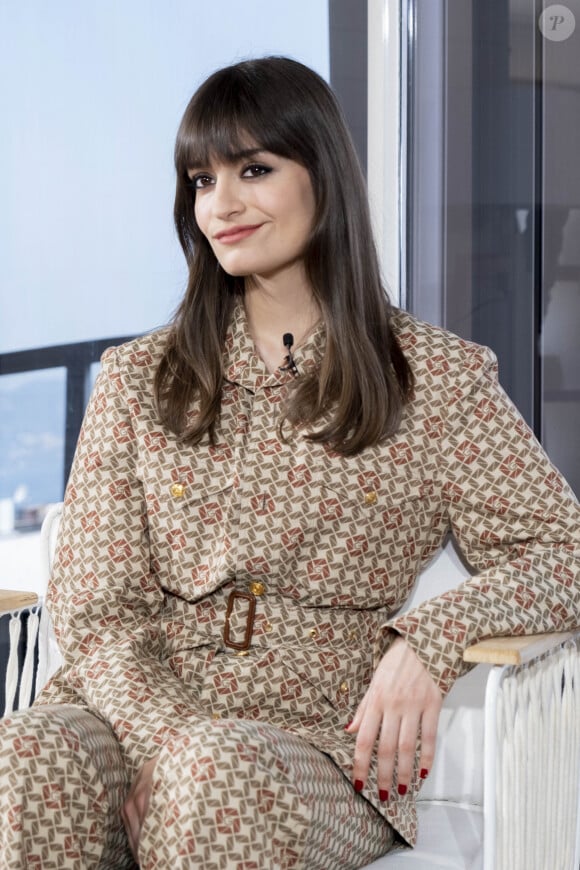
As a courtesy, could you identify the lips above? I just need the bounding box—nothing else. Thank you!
[214,224,263,243]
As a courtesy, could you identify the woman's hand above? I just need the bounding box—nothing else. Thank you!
[345,636,442,800]
[121,755,159,861]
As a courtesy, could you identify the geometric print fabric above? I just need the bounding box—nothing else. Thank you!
[138,717,395,868]
[0,706,394,868]
[0,705,133,868]
[26,299,580,851]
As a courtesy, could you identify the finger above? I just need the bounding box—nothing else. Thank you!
[418,704,440,781]
[375,712,400,801]
[395,712,421,794]
[345,689,369,733]
[351,706,382,790]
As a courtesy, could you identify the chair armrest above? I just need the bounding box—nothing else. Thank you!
[463,630,575,666]
[480,631,580,870]
[0,590,39,613]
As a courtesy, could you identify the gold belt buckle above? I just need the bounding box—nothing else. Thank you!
[223,589,256,651]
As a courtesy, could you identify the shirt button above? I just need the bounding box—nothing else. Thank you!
[249,581,266,596]
[263,621,273,633]
[364,491,378,505]
[211,711,221,720]
[309,628,319,639]
[170,483,186,498]
[339,681,349,695]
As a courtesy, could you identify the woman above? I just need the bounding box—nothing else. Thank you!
[1,56,578,869]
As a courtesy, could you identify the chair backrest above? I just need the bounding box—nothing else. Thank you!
[41,502,64,581]
[35,502,64,692]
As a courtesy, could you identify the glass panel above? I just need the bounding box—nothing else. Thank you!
[540,3,580,496]
[0,368,66,535]
[406,0,580,496]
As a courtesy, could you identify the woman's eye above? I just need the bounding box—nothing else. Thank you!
[190,174,214,189]
[242,164,271,179]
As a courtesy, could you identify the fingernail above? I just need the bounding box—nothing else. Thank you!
[420,768,429,779]
[397,784,408,796]
[354,779,365,792]
[379,789,389,802]
[344,721,353,731]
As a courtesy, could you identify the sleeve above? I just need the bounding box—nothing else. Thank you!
[377,346,580,696]
[47,346,199,769]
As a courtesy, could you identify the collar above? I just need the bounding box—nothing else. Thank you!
[223,296,325,393]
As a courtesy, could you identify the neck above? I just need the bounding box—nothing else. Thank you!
[244,273,321,374]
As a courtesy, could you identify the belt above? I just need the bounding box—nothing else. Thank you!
[221,579,385,654]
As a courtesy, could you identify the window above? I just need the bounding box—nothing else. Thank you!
[404,0,580,494]
[0,369,65,532]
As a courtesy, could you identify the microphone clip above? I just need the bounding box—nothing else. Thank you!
[279,332,299,377]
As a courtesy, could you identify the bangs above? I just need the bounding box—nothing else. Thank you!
[175,65,299,175]
[176,117,268,174]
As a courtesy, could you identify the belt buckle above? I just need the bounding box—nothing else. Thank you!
[223,589,256,651]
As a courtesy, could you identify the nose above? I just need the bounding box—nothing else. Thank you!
[211,174,244,219]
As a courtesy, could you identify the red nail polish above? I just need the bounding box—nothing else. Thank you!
[397,784,408,796]
[420,768,429,779]
[379,789,389,802]
[354,779,364,792]
[344,721,353,731]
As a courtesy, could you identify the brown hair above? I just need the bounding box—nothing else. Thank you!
[155,56,413,456]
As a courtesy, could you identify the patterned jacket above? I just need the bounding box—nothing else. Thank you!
[39,300,580,845]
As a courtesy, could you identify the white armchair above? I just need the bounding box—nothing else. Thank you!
[0,502,63,716]
[364,542,580,870]
[2,503,579,869]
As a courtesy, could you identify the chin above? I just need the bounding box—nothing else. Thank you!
[218,263,253,278]
[217,257,269,278]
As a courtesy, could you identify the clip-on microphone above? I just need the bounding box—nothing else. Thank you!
[279,332,299,376]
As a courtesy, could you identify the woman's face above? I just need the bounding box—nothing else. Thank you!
[189,148,316,285]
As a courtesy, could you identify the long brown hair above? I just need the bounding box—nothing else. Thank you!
[155,56,413,456]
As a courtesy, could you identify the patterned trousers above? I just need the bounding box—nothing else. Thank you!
[0,705,395,869]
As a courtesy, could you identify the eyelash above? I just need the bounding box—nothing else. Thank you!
[190,173,213,190]
[190,163,272,190]
[242,163,272,179]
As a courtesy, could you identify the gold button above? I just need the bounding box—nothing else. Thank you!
[339,681,349,695]
[211,711,221,720]
[235,650,249,657]
[249,581,266,596]
[170,483,186,498]
[263,621,273,633]
[348,630,357,641]
[309,628,319,639]
[364,491,378,505]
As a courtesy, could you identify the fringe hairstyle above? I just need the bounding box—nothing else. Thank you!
[155,56,414,456]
